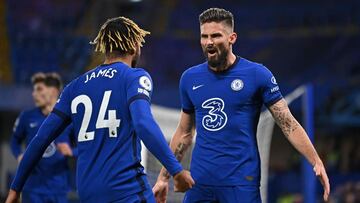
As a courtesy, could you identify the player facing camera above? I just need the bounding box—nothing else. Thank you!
[199,8,237,71]
[31,72,63,108]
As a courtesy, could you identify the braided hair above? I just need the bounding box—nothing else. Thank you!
[90,16,150,55]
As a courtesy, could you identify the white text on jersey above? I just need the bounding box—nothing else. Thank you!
[85,68,118,83]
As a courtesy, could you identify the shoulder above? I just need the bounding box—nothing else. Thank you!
[22,108,38,117]
[127,67,150,77]
[125,68,152,86]
[18,108,38,121]
[238,57,266,70]
[181,62,207,80]
[239,57,273,77]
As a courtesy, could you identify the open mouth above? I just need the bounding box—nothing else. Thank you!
[207,49,217,57]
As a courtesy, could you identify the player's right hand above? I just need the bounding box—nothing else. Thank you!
[5,189,20,203]
[152,179,169,203]
[173,170,195,193]
[56,143,73,156]
[313,161,330,201]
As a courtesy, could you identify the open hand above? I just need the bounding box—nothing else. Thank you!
[313,161,330,201]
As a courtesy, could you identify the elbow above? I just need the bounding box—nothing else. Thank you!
[173,128,194,146]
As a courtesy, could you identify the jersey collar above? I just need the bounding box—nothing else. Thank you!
[207,56,241,75]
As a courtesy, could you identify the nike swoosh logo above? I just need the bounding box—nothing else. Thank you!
[30,123,38,128]
[192,85,204,90]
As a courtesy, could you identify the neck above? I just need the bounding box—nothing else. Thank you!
[209,52,237,72]
[104,54,132,67]
[41,98,57,116]
[40,106,52,116]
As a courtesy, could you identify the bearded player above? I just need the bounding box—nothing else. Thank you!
[6,16,194,203]
[153,8,330,203]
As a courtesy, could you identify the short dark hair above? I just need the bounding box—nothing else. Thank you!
[199,8,234,29]
[31,72,63,90]
[31,72,46,85]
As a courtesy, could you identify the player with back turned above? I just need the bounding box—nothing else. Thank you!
[6,16,194,203]
[153,8,330,203]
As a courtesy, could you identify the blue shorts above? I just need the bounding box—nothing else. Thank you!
[22,192,68,203]
[114,187,155,203]
[183,184,261,203]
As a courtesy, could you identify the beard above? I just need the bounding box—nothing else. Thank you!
[203,44,229,69]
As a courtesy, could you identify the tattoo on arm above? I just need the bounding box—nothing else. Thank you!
[269,99,300,137]
[162,168,171,179]
[161,142,188,178]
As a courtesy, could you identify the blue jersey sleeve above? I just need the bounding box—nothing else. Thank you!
[10,112,26,159]
[179,72,194,113]
[10,111,71,192]
[53,83,72,118]
[129,99,183,176]
[256,65,283,107]
[126,69,153,105]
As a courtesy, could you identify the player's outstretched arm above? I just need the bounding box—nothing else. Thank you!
[153,111,195,202]
[268,98,330,201]
[129,100,195,194]
[6,112,71,202]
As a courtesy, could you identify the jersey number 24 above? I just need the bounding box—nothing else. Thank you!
[71,90,121,142]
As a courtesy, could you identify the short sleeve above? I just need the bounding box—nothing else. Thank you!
[256,65,283,107]
[126,69,153,105]
[53,83,72,121]
[179,72,194,114]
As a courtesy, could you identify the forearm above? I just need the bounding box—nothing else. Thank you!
[159,112,195,181]
[283,120,321,166]
[270,99,321,166]
[159,130,193,180]
[130,100,183,176]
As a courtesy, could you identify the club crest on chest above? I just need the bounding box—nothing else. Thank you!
[231,79,244,91]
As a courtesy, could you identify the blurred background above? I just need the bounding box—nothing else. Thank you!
[0,0,359,202]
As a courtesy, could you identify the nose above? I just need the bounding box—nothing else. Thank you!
[205,38,214,46]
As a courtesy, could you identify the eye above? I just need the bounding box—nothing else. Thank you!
[211,33,222,38]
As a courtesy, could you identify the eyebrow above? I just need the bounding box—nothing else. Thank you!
[201,32,223,37]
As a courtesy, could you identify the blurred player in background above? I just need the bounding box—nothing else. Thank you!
[10,72,75,203]
[6,16,194,203]
[153,8,330,203]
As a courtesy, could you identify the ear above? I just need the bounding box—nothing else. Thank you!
[229,32,237,45]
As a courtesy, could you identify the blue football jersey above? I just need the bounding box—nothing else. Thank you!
[53,62,156,201]
[180,57,283,186]
[11,108,72,194]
